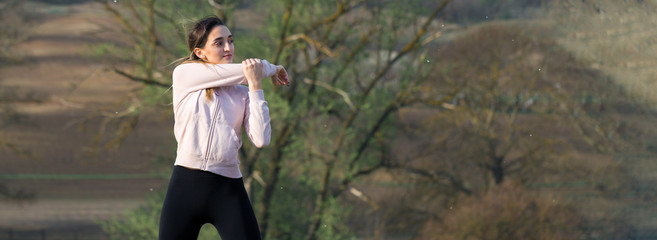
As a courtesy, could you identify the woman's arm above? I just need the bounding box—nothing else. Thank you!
[243,90,271,148]
[173,63,245,94]
[172,60,279,105]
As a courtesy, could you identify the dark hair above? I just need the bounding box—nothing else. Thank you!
[187,16,225,61]
[184,16,226,100]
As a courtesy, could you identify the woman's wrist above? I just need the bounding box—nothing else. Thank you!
[248,79,263,91]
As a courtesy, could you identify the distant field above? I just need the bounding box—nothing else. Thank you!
[0,0,173,238]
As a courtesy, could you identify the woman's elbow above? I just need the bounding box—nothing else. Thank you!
[251,135,271,148]
[253,140,270,148]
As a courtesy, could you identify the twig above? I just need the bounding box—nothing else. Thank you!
[302,78,355,111]
[113,68,170,88]
[286,33,336,57]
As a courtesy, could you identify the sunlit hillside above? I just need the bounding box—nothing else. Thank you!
[549,0,657,106]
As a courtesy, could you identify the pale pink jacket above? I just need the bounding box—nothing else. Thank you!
[172,60,278,178]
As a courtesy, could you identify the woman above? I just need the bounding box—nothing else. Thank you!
[159,16,289,240]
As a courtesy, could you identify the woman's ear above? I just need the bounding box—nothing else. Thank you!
[193,48,204,59]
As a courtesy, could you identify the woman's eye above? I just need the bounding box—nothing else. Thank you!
[228,39,234,44]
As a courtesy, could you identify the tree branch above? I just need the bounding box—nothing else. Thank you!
[333,0,453,153]
[273,1,293,65]
[330,27,376,85]
[286,33,336,57]
[404,167,473,195]
[153,8,185,43]
[302,78,355,111]
[114,68,169,88]
[362,0,452,99]
[96,0,145,44]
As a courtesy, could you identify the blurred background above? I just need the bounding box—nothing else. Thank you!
[1,0,656,239]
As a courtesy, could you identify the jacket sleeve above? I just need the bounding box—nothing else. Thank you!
[172,61,279,107]
[243,90,271,148]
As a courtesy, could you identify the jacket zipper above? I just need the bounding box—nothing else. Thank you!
[202,93,221,169]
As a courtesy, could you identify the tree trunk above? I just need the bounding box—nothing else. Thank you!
[491,156,505,185]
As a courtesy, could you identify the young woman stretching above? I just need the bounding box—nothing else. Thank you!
[159,16,289,240]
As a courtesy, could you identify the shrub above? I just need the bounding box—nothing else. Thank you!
[424,183,586,240]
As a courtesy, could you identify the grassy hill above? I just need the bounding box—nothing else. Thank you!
[548,1,657,236]
[347,3,657,237]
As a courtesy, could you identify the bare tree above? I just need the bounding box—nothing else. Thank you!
[381,21,641,239]
[402,22,627,191]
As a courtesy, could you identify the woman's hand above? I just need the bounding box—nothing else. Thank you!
[242,58,265,91]
[271,65,290,86]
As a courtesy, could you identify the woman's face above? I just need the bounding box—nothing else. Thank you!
[195,25,234,64]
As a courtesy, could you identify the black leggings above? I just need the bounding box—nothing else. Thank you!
[159,166,261,240]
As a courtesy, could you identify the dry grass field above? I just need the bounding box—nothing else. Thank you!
[0,1,174,238]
